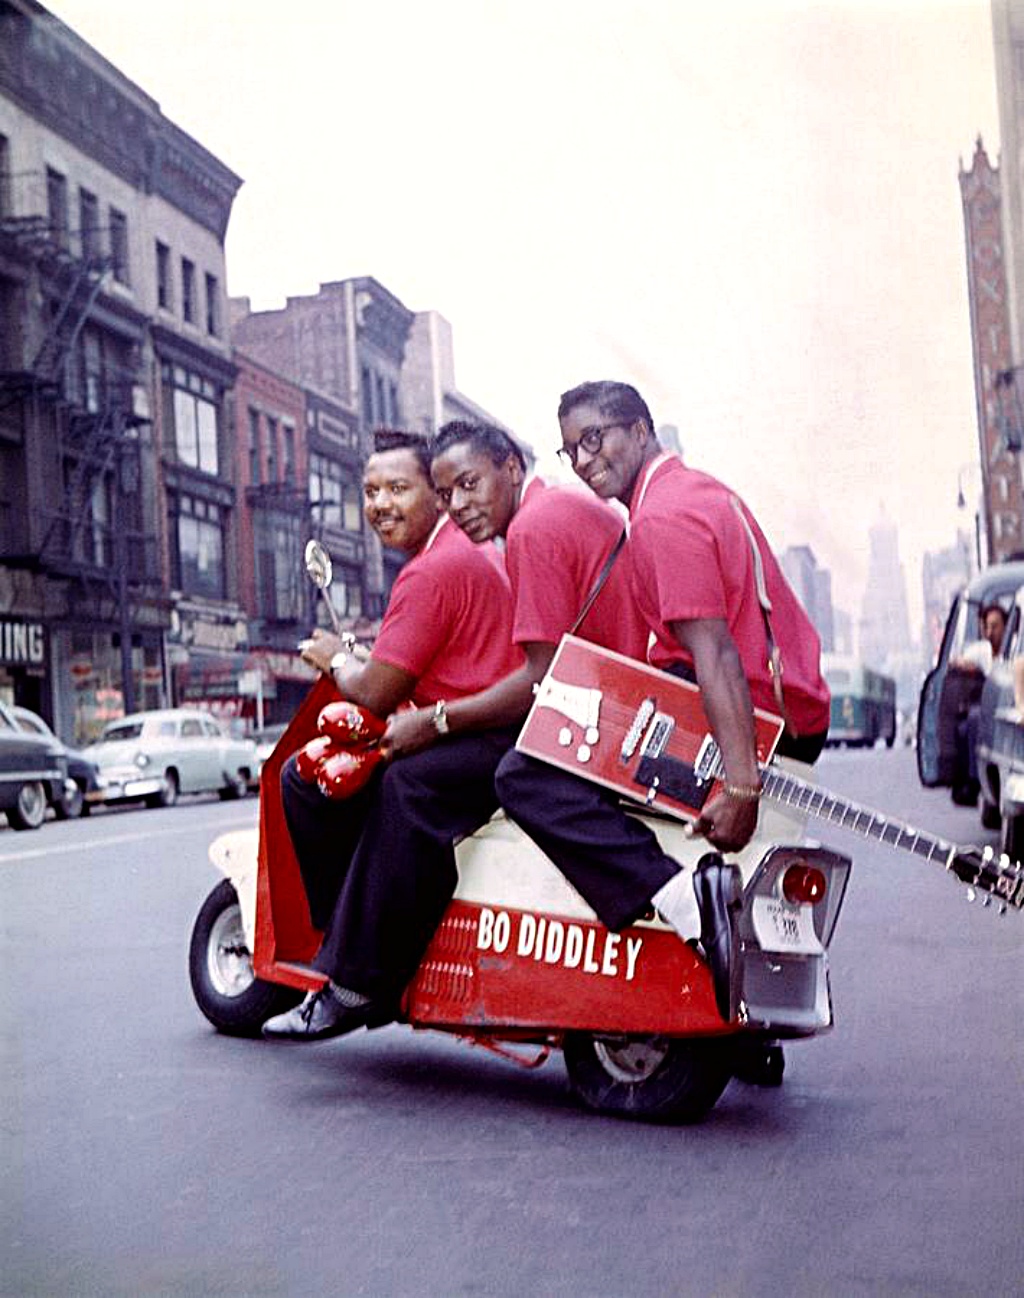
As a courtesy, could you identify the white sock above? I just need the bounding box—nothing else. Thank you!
[651,868,702,941]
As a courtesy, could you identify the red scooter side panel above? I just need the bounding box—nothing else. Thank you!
[253,676,336,990]
[404,900,728,1035]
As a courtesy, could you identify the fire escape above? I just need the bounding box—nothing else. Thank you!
[0,200,160,711]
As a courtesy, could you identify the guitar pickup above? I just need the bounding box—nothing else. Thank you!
[639,711,674,759]
[620,697,656,763]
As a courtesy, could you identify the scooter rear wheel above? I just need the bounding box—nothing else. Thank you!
[189,879,303,1037]
[563,1031,732,1123]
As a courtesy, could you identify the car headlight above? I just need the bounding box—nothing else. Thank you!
[134,752,150,769]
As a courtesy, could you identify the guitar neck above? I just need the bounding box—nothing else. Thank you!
[759,764,1024,911]
[760,766,952,866]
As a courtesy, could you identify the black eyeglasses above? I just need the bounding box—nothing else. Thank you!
[556,422,627,467]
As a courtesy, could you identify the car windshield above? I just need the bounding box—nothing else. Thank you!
[103,721,144,741]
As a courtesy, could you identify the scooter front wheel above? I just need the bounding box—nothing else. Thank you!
[563,1031,732,1123]
[189,879,303,1037]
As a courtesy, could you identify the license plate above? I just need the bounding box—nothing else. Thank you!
[751,896,823,955]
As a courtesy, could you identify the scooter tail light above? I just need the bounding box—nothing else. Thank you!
[781,863,828,906]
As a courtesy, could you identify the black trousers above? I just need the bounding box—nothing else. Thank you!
[494,726,826,934]
[282,727,519,1003]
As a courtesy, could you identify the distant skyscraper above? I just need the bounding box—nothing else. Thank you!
[778,545,835,651]
[858,509,913,669]
[658,424,683,457]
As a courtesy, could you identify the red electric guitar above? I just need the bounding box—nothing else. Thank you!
[516,635,1024,913]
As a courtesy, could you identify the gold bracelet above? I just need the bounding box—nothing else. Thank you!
[723,782,762,801]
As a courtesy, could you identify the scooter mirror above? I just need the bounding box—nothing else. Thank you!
[303,539,342,634]
[304,539,333,591]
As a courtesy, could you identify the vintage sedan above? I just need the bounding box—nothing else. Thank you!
[0,700,70,830]
[13,705,100,820]
[84,708,258,810]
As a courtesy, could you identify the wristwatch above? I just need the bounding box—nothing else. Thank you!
[432,700,450,735]
[330,651,348,672]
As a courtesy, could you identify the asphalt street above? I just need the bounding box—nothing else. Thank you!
[1,747,1022,1297]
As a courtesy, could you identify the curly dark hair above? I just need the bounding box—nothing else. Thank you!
[557,381,655,437]
[371,428,433,478]
[432,420,527,472]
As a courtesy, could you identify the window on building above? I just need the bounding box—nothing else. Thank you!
[248,407,261,485]
[361,366,373,426]
[204,272,219,336]
[282,425,295,485]
[169,491,225,599]
[163,364,219,475]
[389,381,399,425]
[255,513,303,621]
[0,135,9,219]
[181,257,195,324]
[46,167,68,247]
[156,241,172,310]
[309,454,362,532]
[78,188,99,259]
[108,207,129,284]
[265,416,278,483]
[376,374,386,426]
[329,564,363,621]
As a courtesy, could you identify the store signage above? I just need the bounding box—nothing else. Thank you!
[0,618,46,666]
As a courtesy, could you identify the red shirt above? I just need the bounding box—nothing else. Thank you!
[506,479,649,658]
[628,456,830,735]
[372,516,523,706]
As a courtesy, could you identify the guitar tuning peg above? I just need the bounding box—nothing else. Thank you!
[982,895,992,907]
[1001,853,1011,869]
[999,903,1008,916]
[966,887,977,903]
[983,846,994,861]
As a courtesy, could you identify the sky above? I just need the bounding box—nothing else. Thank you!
[44,0,1002,638]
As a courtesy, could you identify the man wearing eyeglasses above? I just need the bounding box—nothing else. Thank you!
[494,380,830,1023]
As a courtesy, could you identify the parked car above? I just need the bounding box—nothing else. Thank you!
[12,706,100,820]
[974,584,1024,857]
[252,722,288,782]
[0,699,70,830]
[917,558,1024,811]
[84,708,259,810]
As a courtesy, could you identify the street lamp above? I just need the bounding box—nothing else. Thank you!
[957,463,983,574]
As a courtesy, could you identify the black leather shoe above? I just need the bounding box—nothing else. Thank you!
[262,983,386,1042]
[693,852,742,1022]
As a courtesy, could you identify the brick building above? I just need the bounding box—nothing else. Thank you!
[0,0,243,743]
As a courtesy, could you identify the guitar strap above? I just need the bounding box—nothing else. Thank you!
[730,496,795,736]
[569,528,627,636]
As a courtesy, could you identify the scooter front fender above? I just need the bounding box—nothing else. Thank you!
[208,828,259,951]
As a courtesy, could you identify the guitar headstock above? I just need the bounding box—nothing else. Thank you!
[948,845,1024,912]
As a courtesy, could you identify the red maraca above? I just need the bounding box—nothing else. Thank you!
[317,746,384,800]
[317,700,386,748]
[295,734,337,784]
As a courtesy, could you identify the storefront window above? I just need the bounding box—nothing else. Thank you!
[68,630,163,744]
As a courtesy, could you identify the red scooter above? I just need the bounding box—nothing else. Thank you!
[189,671,852,1123]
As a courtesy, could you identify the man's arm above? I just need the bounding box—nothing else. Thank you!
[300,629,416,717]
[670,616,762,852]
[380,643,556,758]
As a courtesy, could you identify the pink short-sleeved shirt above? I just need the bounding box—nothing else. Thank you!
[628,456,830,735]
[506,479,649,658]
[372,516,523,706]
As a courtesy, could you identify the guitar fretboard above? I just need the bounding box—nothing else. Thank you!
[762,767,954,867]
[760,765,1024,910]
